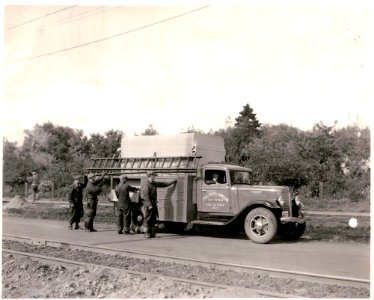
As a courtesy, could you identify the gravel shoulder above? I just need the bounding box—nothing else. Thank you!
[2,240,370,298]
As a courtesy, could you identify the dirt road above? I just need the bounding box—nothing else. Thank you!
[2,216,369,281]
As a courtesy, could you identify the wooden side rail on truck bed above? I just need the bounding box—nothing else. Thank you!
[87,155,201,175]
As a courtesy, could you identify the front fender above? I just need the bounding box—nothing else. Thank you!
[228,200,283,226]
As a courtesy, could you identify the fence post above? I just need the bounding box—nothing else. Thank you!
[319,182,324,199]
[51,182,55,198]
[25,182,28,197]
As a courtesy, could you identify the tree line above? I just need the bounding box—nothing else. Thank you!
[3,104,370,201]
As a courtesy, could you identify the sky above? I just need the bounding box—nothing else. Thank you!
[2,1,372,145]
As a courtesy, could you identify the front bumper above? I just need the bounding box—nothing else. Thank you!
[280,216,308,224]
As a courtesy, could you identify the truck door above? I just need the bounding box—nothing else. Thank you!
[199,169,231,213]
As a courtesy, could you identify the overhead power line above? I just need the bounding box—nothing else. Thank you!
[5,5,209,64]
[5,6,116,42]
[6,6,77,31]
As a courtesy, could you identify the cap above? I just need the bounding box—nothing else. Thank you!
[120,174,128,180]
[146,171,158,177]
[73,175,82,180]
[87,173,95,179]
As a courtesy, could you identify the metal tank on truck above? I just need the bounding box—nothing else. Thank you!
[87,133,307,244]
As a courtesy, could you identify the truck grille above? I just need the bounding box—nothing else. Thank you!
[281,189,292,217]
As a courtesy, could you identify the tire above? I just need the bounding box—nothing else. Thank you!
[279,222,306,241]
[244,208,278,244]
[130,209,144,234]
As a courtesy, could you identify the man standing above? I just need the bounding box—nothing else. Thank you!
[27,171,40,203]
[115,175,139,234]
[84,171,108,232]
[141,171,177,238]
[67,175,85,230]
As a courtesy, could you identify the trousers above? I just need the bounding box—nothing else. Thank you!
[143,204,158,234]
[84,199,97,230]
[117,202,131,232]
[69,202,83,225]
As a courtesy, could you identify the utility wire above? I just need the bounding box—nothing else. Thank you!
[5,5,209,64]
[5,6,77,31]
[5,6,112,41]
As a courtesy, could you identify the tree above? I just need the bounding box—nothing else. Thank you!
[141,124,158,136]
[242,124,307,188]
[182,126,205,133]
[88,130,123,157]
[298,122,345,197]
[217,104,262,163]
[334,125,370,200]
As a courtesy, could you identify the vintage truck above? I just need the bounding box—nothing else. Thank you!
[87,133,306,244]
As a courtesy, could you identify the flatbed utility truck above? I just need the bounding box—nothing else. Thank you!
[87,133,306,244]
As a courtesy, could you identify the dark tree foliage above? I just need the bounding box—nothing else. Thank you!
[2,116,370,201]
[182,126,205,133]
[141,124,158,136]
[243,124,308,189]
[89,129,123,158]
[217,104,261,163]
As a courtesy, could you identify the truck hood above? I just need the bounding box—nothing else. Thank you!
[234,185,287,192]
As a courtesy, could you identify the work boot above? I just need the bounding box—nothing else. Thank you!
[118,231,123,234]
[85,227,97,232]
[74,224,81,230]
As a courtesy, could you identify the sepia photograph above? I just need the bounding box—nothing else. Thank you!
[2,1,371,298]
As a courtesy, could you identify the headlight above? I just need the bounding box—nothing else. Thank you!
[276,196,284,208]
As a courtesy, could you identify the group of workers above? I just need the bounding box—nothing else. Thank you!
[67,170,176,238]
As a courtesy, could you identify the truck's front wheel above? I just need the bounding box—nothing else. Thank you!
[244,208,278,244]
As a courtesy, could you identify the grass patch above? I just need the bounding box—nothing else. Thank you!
[4,203,116,224]
[304,197,370,212]
[305,215,370,243]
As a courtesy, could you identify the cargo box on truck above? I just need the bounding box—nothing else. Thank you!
[87,133,307,244]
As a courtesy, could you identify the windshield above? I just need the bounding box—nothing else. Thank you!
[229,170,253,185]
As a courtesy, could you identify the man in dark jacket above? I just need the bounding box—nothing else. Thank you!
[67,175,86,230]
[84,171,108,232]
[141,171,177,238]
[115,175,139,234]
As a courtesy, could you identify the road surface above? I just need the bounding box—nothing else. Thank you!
[2,216,369,281]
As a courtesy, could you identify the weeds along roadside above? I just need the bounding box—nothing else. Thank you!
[3,202,370,244]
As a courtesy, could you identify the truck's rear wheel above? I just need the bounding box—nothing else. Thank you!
[279,222,306,240]
[244,208,278,244]
[131,209,144,233]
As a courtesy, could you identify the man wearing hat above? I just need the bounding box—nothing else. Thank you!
[141,171,177,238]
[27,171,40,203]
[114,175,139,234]
[84,171,108,232]
[67,175,86,230]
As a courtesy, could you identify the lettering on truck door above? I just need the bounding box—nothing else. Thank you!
[201,169,230,212]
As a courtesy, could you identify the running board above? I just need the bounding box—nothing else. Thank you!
[191,220,226,226]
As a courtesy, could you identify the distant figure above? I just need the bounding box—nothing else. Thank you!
[141,171,177,238]
[67,175,86,230]
[292,191,305,217]
[114,175,139,234]
[27,171,40,203]
[84,171,108,232]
